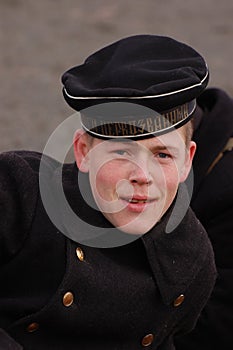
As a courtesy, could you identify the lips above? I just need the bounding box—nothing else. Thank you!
[121,194,155,203]
[119,196,156,213]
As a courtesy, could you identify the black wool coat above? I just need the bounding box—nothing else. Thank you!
[175,88,233,350]
[0,126,216,348]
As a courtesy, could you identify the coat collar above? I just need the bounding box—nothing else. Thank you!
[141,185,211,305]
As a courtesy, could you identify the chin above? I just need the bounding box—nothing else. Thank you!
[104,210,162,235]
[116,220,158,235]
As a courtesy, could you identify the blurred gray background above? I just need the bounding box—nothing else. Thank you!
[1,0,233,153]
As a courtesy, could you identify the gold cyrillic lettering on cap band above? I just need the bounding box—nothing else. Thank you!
[81,100,196,138]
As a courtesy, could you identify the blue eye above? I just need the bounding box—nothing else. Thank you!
[157,152,170,159]
[115,150,127,155]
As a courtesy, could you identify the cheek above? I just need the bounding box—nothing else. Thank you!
[162,165,180,195]
[91,161,122,197]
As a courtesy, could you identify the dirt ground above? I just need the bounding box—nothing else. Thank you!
[1,0,233,153]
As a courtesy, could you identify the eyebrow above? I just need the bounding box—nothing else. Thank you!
[107,140,179,153]
[150,145,180,154]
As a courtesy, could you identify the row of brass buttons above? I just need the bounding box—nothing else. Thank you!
[26,246,185,349]
[140,294,185,346]
[26,247,85,333]
[62,246,86,307]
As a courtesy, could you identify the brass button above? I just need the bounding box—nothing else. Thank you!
[76,247,85,261]
[63,291,74,307]
[173,294,185,307]
[141,333,154,347]
[26,322,39,333]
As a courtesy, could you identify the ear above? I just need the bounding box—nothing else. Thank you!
[73,129,90,173]
[179,141,196,182]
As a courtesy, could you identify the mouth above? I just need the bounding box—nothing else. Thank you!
[126,198,153,204]
[120,196,156,212]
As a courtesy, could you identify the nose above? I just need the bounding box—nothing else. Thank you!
[129,161,153,185]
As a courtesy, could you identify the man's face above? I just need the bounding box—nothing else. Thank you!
[74,127,196,234]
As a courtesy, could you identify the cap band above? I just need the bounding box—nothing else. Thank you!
[80,100,196,139]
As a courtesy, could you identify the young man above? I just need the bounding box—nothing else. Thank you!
[0,35,216,349]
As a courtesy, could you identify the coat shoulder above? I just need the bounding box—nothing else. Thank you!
[0,150,60,263]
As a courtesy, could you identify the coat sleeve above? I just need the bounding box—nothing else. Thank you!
[0,152,39,349]
[0,151,39,265]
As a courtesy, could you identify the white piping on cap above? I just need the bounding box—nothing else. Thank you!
[63,65,209,101]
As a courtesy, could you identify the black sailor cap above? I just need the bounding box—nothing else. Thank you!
[62,34,209,139]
